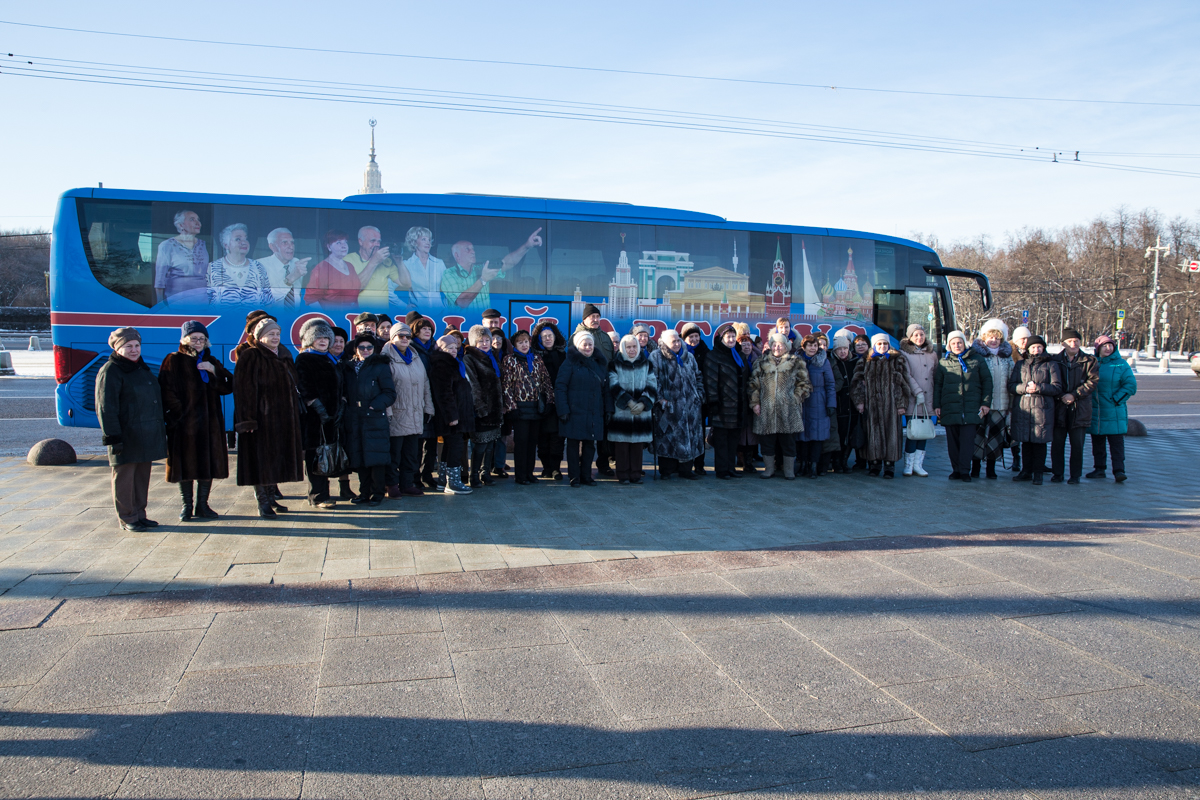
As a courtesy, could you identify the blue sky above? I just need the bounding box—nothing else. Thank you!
[1,1,1197,243]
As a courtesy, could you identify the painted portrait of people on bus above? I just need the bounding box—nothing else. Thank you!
[207,223,272,307]
[155,210,209,305]
[440,227,543,310]
[304,229,362,308]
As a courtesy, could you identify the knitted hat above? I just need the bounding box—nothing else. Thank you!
[352,332,377,351]
[180,320,208,339]
[905,323,926,339]
[870,332,891,348]
[253,317,281,340]
[108,326,141,351]
[1012,325,1032,341]
[1094,334,1116,351]
[768,332,789,346]
[582,303,601,320]
[389,322,413,339]
[832,330,853,350]
[946,330,967,347]
[1061,327,1083,342]
[482,308,502,320]
[1025,334,1047,350]
[299,318,334,349]
[680,323,702,339]
[978,318,1009,340]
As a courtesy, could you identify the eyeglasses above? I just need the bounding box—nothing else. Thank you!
[357,344,375,351]
[395,334,411,340]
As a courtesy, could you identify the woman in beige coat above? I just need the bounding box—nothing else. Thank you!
[899,323,939,476]
[384,323,435,496]
[748,333,813,479]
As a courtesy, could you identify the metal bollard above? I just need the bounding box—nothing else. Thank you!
[28,336,41,351]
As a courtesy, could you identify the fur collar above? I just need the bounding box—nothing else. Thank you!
[532,320,566,352]
[867,347,902,361]
[801,350,827,368]
[900,338,937,355]
[971,339,1012,358]
[614,348,650,368]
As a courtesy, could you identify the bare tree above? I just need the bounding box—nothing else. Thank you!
[0,229,51,307]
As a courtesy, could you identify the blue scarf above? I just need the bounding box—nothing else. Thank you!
[414,337,432,352]
[685,343,695,354]
[457,357,467,379]
[392,343,413,365]
[195,352,209,384]
[730,348,744,369]
[520,350,537,374]
[954,352,970,376]
[487,350,501,378]
[303,348,339,367]
[671,347,684,365]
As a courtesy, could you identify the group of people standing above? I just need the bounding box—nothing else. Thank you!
[94,306,1138,530]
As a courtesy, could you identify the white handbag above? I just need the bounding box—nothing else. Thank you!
[906,402,936,441]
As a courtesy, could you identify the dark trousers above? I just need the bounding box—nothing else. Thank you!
[111,461,151,524]
[904,437,928,453]
[303,448,330,503]
[693,451,707,474]
[613,441,644,481]
[945,424,978,476]
[442,433,466,469]
[1052,427,1085,479]
[537,426,564,474]
[1022,442,1048,476]
[798,439,823,465]
[759,433,796,458]
[566,438,596,482]
[596,438,612,470]
[420,436,438,479]
[711,427,740,477]
[388,435,420,490]
[357,465,385,498]
[1091,433,1126,473]
[659,456,695,478]
[513,418,541,481]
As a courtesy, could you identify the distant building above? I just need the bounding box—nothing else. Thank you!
[638,250,695,300]
[820,247,873,320]
[607,248,638,319]
[359,120,384,195]
[666,266,765,321]
[764,238,791,318]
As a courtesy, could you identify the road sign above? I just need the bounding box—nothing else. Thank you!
[1189,261,1200,273]
[1117,309,1125,319]
[1116,318,1124,330]
[1021,309,1029,321]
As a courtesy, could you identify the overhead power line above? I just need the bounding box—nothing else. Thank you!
[2,18,1198,110]
[2,56,1198,179]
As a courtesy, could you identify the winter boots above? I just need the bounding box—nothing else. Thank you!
[760,459,777,479]
[179,481,194,521]
[902,453,914,477]
[254,485,276,518]
[970,460,981,478]
[985,459,997,479]
[781,456,796,480]
[436,461,448,490]
[883,461,895,479]
[443,465,472,495]
[195,480,218,518]
[912,450,929,477]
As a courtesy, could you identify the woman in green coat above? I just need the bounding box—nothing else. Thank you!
[1087,334,1137,482]
[933,330,993,482]
[96,327,168,531]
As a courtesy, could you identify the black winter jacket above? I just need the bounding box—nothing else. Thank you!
[341,354,396,469]
[554,348,608,441]
[96,354,168,466]
[428,350,476,436]
[703,340,751,429]
[1051,350,1099,430]
[463,347,504,432]
[295,350,344,450]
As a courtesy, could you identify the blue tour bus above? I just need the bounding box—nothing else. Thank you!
[49,188,991,428]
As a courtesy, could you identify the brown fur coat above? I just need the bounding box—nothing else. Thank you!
[158,346,233,482]
[850,349,915,463]
[233,344,305,486]
[748,353,812,436]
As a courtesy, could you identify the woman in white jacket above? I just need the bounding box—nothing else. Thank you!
[970,318,1015,479]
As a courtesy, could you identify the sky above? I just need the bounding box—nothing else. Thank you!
[0,1,1197,245]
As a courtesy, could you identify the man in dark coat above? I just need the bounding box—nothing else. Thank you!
[233,317,305,517]
[295,318,345,508]
[1051,327,1099,483]
[704,327,751,479]
[158,320,233,521]
[555,330,608,486]
[681,323,711,475]
[341,333,396,506]
[97,327,167,531]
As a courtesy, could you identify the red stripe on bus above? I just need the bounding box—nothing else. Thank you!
[51,312,221,328]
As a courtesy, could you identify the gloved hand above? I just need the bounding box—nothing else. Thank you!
[916,392,926,406]
[311,399,331,424]
[827,406,837,418]
[110,442,124,456]
[604,412,613,424]
[629,402,645,415]
[558,415,569,423]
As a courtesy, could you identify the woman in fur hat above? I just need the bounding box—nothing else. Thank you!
[407,316,440,488]
[233,317,305,517]
[971,318,1015,479]
[749,332,811,479]
[607,334,658,484]
[1007,335,1063,485]
[97,327,168,531]
[735,333,759,474]
[502,329,556,485]
[680,323,711,476]
[295,318,344,508]
[899,323,939,477]
[648,330,704,480]
[850,333,914,478]
[828,330,858,473]
[158,321,233,520]
[533,320,567,478]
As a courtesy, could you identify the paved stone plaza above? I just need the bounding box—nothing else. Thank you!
[1,432,1199,796]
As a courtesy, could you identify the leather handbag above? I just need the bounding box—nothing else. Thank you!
[906,402,936,441]
[313,426,349,477]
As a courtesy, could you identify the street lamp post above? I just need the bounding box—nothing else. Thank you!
[1160,302,1171,372]
[1146,237,1171,358]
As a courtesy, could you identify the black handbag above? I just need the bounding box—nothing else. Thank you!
[312,425,349,477]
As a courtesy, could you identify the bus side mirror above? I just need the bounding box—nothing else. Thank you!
[922,265,993,312]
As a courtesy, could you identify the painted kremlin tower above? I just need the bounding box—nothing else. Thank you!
[764,237,791,318]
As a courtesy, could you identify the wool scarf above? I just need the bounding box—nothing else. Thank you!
[303,348,340,368]
[520,350,537,374]
[487,350,501,378]
[195,352,210,384]
[730,348,744,369]
[392,343,413,365]
[953,352,970,376]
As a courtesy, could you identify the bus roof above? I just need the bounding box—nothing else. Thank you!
[61,187,937,254]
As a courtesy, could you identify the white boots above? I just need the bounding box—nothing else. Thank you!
[912,450,929,477]
[902,452,914,476]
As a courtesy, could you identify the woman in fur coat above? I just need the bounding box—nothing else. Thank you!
[1007,335,1063,486]
[704,326,752,480]
[341,334,396,506]
[532,320,567,479]
[648,330,705,480]
[828,330,859,473]
[608,334,658,484]
[428,335,475,495]
[463,325,505,488]
[796,334,836,477]
[749,333,812,479]
[502,329,556,485]
[850,333,915,478]
[899,324,939,477]
[295,318,344,508]
[233,317,305,517]
[159,320,233,521]
[970,318,1015,479]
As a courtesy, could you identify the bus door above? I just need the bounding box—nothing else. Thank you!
[505,300,572,338]
[872,287,944,345]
